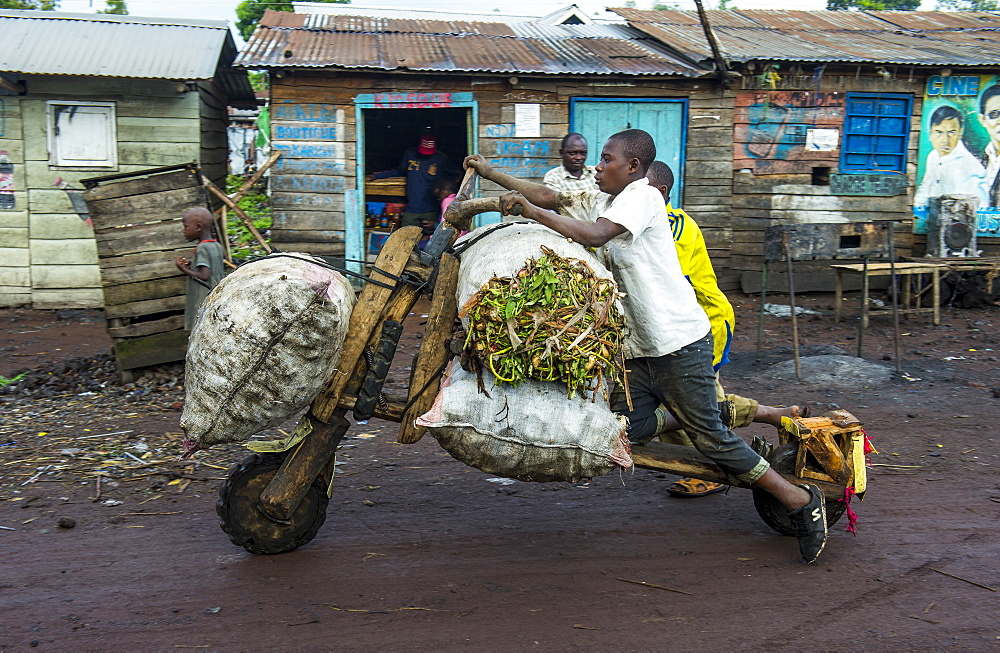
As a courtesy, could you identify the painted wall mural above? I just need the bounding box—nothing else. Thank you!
[914,74,1000,237]
[734,90,844,175]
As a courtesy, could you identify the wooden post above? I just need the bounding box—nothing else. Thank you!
[217,205,232,263]
[932,267,941,325]
[398,253,460,444]
[888,225,901,373]
[202,175,271,254]
[834,268,843,323]
[755,261,767,365]
[782,233,800,380]
[256,227,423,522]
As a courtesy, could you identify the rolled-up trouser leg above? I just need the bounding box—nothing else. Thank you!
[613,334,769,485]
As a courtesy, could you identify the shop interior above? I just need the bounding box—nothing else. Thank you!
[362,107,470,258]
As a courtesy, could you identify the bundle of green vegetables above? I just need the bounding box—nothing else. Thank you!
[459,245,627,399]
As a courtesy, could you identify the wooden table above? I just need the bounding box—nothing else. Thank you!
[831,262,949,329]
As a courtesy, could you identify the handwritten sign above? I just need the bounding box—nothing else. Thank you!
[272,102,341,122]
[485,124,516,138]
[494,140,551,156]
[272,141,346,159]
[490,157,549,178]
[373,92,453,109]
[271,175,347,193]
[274,125,338,141]
[830,174,908,196]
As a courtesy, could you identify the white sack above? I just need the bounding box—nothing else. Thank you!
[181,253,355,448]
[419,222,631,482]
[417,362,631,482]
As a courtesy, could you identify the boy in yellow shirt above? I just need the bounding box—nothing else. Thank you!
[645,161,807,496]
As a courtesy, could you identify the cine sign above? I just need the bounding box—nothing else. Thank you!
[830,174,908,197]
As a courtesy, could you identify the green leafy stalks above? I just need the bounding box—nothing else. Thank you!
[0,373,26,388]
[225,174,271,262]
[460,246,627,400]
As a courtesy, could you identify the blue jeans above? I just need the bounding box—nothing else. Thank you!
[611,333,769,485]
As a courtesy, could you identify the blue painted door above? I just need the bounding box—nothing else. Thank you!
[570,99,687,207]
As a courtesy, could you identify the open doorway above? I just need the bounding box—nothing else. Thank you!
[363,107,469,175]
[360,106,471,261]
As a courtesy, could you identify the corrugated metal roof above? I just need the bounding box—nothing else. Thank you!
[1,9,226,79]
[237,9,708,76]
[612,9,1000,67]
[292,2,619,25]
[0,9,256,108]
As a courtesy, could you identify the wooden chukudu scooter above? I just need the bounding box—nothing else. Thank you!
[216,170,869,554]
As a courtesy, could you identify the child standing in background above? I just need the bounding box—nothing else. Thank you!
[433,176,463,235]
[175,207,225,330]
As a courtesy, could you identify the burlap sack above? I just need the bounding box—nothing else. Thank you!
[418,223,631,482]
[181,253,354,449]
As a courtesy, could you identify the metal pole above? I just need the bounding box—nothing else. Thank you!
[888,224,902,373]
[782,233,800,380]
[857,256,867,358]
[756,261,767,366]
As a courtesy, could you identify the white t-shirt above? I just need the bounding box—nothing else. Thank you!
[556,178,710,358]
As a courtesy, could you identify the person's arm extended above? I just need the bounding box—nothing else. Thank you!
[500,191,625,248]
[464,154,558,210]
[369,151,407,180]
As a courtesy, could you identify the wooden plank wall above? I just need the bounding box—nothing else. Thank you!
[198,79,231,201]
[0,75,204,308]
[83,167,206,371]
[0,94,30,307]
[731,69,923,292]
[270,73,737,285]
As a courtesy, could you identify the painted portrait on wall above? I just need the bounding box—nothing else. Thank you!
[914,74,1000,238]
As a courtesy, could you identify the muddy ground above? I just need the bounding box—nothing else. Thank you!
[1,291,999,651]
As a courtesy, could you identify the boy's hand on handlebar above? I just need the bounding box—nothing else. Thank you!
[500,191,534,219]
[463,154,494,178]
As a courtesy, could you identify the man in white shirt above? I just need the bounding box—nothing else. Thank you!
[914,105,987,207]
[542,133,597,193]
[978,85,1000,208]
[463,129,830,564]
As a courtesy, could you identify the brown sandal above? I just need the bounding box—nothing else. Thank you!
[667,477,727,497]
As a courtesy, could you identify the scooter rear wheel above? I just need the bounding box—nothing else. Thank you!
[217,452,329,554]
[752,443,848,536]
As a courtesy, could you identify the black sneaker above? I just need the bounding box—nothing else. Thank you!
[787,484,827,564]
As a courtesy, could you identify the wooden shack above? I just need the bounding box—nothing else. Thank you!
[82,165,209,376]
[239,8,1000,294]
[0,9,254,308]
[613,9,1000,292]
[236,9,724,277]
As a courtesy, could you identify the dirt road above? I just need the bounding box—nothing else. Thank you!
[1,294,998,650]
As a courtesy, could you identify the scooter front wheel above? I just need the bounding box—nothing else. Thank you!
[217,452,329,554]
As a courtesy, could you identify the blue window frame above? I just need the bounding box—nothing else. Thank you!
[840,92,912,174]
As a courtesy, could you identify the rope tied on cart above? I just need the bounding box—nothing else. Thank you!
[237,252,400,290]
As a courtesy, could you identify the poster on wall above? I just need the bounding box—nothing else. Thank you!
[913,74,1000,238]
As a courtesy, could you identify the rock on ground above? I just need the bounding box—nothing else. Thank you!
[763,354,894,386]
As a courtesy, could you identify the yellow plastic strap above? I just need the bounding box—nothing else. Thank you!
[850,432,867,495]
[247,417,313,453]
[779,415,801,441]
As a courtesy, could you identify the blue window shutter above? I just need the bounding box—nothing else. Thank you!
[839,93,912,173]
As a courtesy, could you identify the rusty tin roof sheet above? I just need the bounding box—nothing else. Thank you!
[611,9,1000,67]
[236,9,708,77]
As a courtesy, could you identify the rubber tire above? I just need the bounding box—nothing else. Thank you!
[217,452,329,555]
[752,443,847,536]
